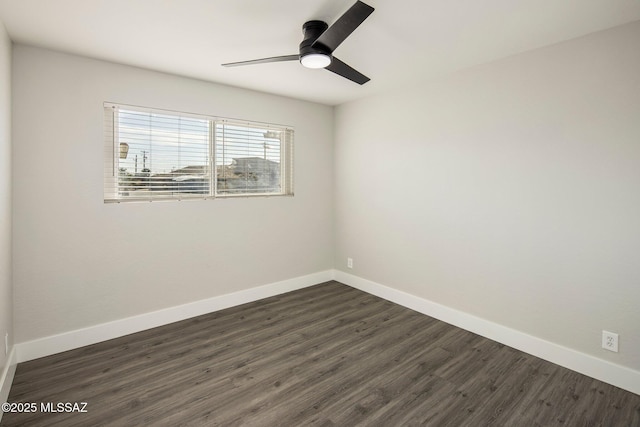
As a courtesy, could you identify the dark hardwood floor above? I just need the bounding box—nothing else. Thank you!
[2,281,639,426]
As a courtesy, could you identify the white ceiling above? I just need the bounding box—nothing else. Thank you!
[1,0,639,105]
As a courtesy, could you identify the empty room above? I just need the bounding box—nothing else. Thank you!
[1,0,639,425]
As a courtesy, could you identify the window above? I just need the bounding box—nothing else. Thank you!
[104,103,294,202]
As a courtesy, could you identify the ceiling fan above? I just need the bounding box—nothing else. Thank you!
[222,1,374,85]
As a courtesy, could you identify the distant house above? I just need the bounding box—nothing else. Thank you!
[165,165,209,194]
[218,157,281,194]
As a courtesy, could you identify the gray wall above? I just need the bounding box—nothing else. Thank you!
[334,22,640,371]
[12,45,334,342]
[0,21,11,373]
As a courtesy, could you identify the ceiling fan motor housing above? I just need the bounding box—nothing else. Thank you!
[300,20,332,61]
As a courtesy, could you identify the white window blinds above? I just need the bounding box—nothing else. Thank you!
[104,103,294,202]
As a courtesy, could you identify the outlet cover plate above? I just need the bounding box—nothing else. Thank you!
[602,330,619,352]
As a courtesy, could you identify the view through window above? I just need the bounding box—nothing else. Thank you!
[104,104,294,202]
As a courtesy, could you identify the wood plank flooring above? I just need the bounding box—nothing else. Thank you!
[2,281,639,426]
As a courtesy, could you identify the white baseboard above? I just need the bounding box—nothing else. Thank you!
[334,270,640,396]
[16,270,333,364]
[0,347,17,422]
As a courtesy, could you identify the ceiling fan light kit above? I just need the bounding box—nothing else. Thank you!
[222,1,374,85]
[300,53,332,69]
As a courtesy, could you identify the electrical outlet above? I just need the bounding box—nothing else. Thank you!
[4,332,7,355]
[602,330,619,352]
[347,257,353,269]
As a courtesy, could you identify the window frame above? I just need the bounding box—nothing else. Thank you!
[104,102,294,203]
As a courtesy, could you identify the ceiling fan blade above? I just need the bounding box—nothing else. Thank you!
[312,1,374,53]
[222,54,299,67]
[325,57,370,85]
